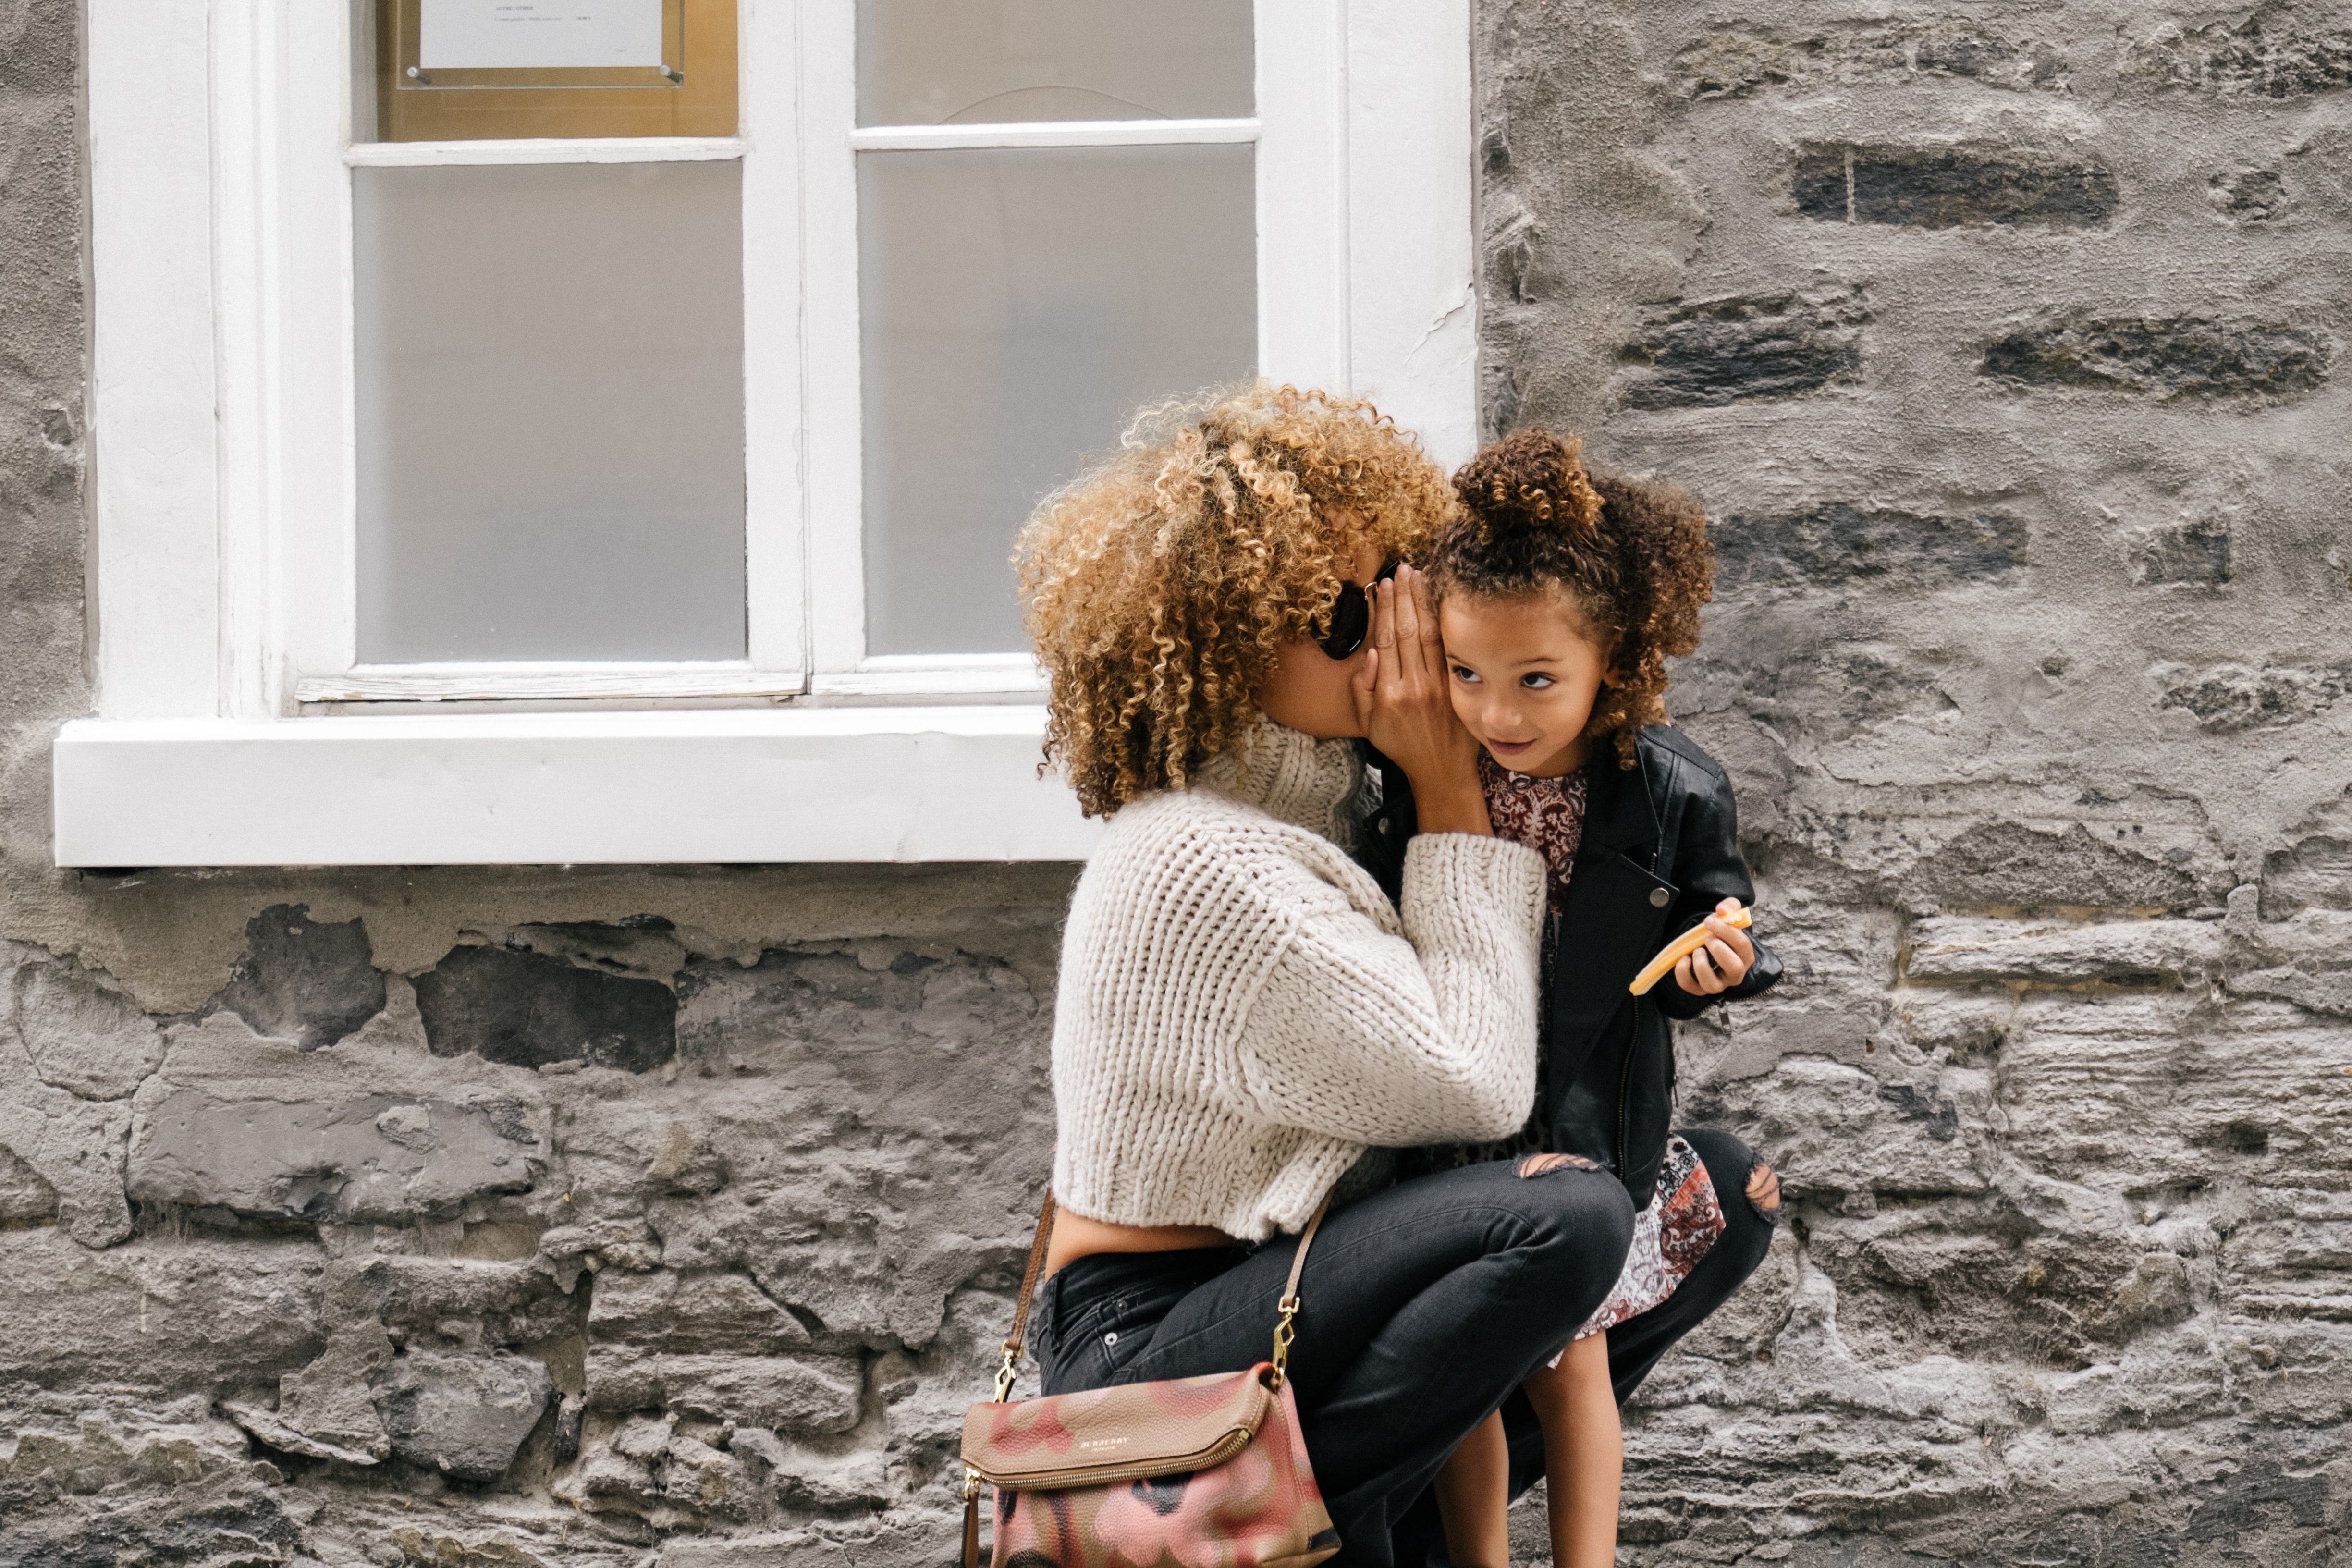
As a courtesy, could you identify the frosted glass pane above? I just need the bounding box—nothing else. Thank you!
[859,145,1254,655]
[857,0,1251,125]
[355,160,745,663]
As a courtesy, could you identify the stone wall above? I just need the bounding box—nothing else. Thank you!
[1,2,2348,1567]
[1476,1,2352,1562]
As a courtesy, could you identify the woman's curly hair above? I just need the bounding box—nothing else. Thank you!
[1431,428,1714,769]
[1016,383,1456,817]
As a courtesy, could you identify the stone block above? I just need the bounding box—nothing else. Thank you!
[1981,316,2333,400]
[228,1318,396,1464]
[1903,820,2208,912]
[1793,145,2118,229]
[587,1268,811,1354]
[1716,505,2025,590]
[1703,1056,1992,1200]
[1904,915,2225,988]
[372,1348,553,1482]
[343,1254,585,1347]
[2210,167,2291,222]
[210,905,387,1052]
[0,1228,328,1391]
[0,1142,58,1220]
[1617,291,1867,409]
[1674,24,2068,98]
[2224,1206,2352,1320]
[0,1075,131,1247]
[8,957,165,1099]
[2129,15,2352,97]
[2154,661,2348,731]
[128,1089,536,1224]
[584,1347,863,1434]
[2131,515,2231,585]
[414,943,676,1072]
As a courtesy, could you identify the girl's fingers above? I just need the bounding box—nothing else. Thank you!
[1704,938,1743,979]
[1676,953,1717,994]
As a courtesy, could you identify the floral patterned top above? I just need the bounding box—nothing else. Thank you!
[1476,750,1591,919]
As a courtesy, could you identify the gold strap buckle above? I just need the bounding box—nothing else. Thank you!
[991,1343,1022,1403]
[1268,1294,1301,1389]
[963,1465,984,1502]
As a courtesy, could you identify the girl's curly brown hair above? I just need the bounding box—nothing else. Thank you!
[1016,383,1455,817]
[1431,428,1714,769]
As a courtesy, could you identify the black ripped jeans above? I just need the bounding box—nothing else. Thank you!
[1386,1127,1780,1568]
[1033,1156,1638,1568]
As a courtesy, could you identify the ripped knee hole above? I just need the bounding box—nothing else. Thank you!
[1745,1161,1781,1212]
[1516,1152,1600,1179]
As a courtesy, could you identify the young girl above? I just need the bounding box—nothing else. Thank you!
[1366,428,1786,1568]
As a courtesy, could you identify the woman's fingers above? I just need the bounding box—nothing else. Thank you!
[1350,643,1379,731]
[1411,566,1446,648]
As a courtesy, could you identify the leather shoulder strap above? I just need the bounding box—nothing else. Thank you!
[1283,1199,1328,1302]
[1003,1190,1058,1364]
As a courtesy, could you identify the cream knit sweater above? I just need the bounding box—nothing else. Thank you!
[1051,720,1549,1240]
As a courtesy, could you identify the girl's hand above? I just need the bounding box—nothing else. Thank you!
[1673,898,1755,995]
[1351,565,1490,836]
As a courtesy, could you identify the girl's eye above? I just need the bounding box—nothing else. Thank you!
[1451,666,1479,684]
[1520,673,1556,690]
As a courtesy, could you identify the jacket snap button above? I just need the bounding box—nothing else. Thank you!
[1649,887,1670,907]
[1102,1330,1119,1348]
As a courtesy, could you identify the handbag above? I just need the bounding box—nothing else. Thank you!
[958,1193,1341,1568]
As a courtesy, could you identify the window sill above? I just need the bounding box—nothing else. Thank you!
[52,708,1100,867]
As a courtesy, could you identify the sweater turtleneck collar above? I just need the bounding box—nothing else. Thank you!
[1196,717,1366,848]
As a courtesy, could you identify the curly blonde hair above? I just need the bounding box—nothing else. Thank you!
[1433,429,1715,769]
[1016,383,1456,817]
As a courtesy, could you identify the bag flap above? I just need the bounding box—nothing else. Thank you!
[962,1365,1274,1488]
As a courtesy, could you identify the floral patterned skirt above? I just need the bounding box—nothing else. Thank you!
[1563,1134,1725,1350]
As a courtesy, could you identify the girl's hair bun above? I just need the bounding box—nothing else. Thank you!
[1451,428,1604,547]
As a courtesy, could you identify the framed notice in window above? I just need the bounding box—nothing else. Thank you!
[375,0,738,141]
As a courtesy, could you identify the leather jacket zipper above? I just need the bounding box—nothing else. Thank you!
[1617,841,1663,1182]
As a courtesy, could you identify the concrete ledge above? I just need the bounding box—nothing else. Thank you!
[51,709,1100,866]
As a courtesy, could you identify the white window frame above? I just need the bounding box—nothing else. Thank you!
[57,0,1476,866]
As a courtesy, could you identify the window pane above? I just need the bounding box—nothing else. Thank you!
[858,145,1255,656]
[354,160,746,662]
[857,0,1251,125]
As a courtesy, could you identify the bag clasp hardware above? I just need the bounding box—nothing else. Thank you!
[1268,1294,1301,1388]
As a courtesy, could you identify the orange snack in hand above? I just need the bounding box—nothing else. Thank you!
[1629,905,1753,996]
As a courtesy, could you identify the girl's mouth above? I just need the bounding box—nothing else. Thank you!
[1484,737,1537,758]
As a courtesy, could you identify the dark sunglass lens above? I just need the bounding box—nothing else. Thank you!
[1321,581,1370,660]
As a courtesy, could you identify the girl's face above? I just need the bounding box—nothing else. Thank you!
[1439,588,1613,778]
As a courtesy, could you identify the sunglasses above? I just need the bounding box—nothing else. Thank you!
[1316,560,1402,661]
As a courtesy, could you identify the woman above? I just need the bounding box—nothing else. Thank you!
[1012,384,1636,1568]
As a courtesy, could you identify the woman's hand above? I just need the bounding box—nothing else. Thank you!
[1673,898,1755,995]
[1352,565,1490,836]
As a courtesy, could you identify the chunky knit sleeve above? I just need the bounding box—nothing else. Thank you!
[1236,832,1547,1147]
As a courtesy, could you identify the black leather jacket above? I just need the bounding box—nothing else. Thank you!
[1360,726,1784,1208]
